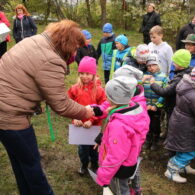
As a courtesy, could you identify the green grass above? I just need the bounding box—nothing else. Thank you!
[0,25,195,195]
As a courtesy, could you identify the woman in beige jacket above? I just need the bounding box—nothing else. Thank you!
[0,20,94,195]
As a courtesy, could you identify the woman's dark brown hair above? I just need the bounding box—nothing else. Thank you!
[15,4,30,16]
[45,19,85,61]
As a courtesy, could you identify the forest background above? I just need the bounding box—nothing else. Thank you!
[1,0,195,47]
[0,0,195,195]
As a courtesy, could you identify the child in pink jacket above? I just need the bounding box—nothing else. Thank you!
[95,71,150,195]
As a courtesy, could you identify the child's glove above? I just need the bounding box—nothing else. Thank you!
[92,106,103,116]
[95,133,103,145]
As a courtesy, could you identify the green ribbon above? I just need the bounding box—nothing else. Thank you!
[46,104,55,142]
[106,104,129,123]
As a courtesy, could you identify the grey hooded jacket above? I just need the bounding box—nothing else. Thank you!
[165,74,195,152]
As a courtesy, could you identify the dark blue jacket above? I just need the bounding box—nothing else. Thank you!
[75,44,98,65]
[13,16,37,43]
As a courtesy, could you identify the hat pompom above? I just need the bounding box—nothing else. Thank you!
[135,44,150,62]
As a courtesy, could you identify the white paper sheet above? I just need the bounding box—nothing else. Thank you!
[0,23,10,43]
[88,168,97,183]
[68,124,100,145]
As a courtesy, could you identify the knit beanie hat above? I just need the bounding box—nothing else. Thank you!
[102,23,113,33]
[135,44,150,62]
[115,34,128,46]
[146,53,160,67]
[105,76,137,105]
[78,56,96,75]
[191,67,195,80]
[172,49,191,68]
[81,30,92,40]
[113,65,143,80]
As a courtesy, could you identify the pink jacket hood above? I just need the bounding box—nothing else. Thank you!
[96,102,150,186]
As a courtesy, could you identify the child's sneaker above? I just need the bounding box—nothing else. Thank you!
[130,187,142,195]
[78,165,88,176]
[164,160,187,183]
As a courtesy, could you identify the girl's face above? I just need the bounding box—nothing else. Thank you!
[150,33,163,45]
[116,42,124,51]
[185,43,195,54]
[17,9,24,15]
[147,64,159,73]
[79,72,94,84]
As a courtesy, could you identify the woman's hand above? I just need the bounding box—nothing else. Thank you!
[73,119,83,127]
[85,105,94,118]
[83,120,92,128]
[150,106,157,111]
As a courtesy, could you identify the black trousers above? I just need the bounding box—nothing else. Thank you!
[104,70,110,84]
[0,41,7,58]
[143,32,151,44]
[78,145,98,168]
[147,110,161,143]
[0,126,54,195]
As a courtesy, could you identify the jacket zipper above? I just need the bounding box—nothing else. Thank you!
[21,18,24,39]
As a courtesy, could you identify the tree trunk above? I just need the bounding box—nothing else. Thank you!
[122,0,128,30]
[100,0,107,26]
[85,0,93,26]
[44,0,51,24]
[142,0,146,9]
[22,0,28,7]
[54,0,65,19]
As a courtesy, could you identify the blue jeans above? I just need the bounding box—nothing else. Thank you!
[170,151,195,168]
[0,125,54,195]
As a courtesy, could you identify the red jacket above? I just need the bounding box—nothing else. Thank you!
[68,81,106,125]
[0,12,10,42]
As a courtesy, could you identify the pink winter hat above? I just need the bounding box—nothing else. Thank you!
[78,56,97,75]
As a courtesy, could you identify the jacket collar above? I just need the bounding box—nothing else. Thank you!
[41,32,66,62]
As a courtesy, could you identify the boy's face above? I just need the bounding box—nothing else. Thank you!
[85,39,91,45]
[115,42,124,51]
[137,60,146,65]
[146,64,159,73]
[173,63,184,71]
[103,32,111,37]
[185,43,195,54]
[150,33,163,45]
